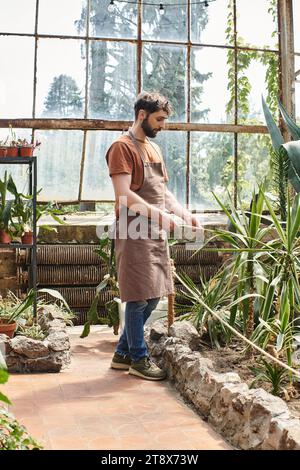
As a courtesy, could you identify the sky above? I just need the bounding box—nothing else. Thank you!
[0,0,287,123]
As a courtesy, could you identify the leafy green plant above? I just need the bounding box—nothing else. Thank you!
[0,171,14,235]
[249,358,288,396]
[36,201,66,232]
[17,138,41,149]
[210,185,271,338]
[0,287,73,328]
[7,174,65,235]
[250,191,300,366]
[176,263,261,348]
[0,290,37,325]
[16,324,46,341]
[0,368,10,406]
[81,234,119,338]
[262,97,300,219]
[0,408,43,450]
[0,358,42,450]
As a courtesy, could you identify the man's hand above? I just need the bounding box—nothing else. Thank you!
[183,213,203,231]
[159,212,181,234]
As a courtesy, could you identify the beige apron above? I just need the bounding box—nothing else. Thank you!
[115,131,174,302]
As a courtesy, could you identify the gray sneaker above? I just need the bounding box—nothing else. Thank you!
[111,352,131,370]
[129,357,166,381]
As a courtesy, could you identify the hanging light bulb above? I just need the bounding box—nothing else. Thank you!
[159,3,165,15]
[108,0,115,12]
[204,0,209,6]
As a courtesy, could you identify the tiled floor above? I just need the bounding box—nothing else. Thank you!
[3,326,231,450]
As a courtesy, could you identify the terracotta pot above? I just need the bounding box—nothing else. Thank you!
[21,231,33,244]
[0,320,17,339]
[19,146,33,157]
[6,146,19,157]
[0,229,12,244]
[0,147,7,157]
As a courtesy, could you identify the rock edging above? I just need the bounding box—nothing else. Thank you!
[0,306,71,373]
[145,320,300,450]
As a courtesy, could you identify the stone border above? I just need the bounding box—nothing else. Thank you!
[0,306,71,373]
[145,320,300,450]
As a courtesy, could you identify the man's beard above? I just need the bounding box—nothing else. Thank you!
[141,117,160,138]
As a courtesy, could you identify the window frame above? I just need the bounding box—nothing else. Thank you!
[0,0,295,209]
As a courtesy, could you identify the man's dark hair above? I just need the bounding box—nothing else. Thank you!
[134,91,172,120]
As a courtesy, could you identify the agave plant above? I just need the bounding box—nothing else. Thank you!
[209,185,272,339]
[176,262,261,348]
[252,191,300,366]
[249,358,289,396]
[262,96,300,220]
[251,316,300,366]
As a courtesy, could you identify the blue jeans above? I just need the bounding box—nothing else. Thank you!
[116,297,160,363]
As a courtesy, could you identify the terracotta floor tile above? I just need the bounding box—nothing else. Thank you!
[48,436,89,450]
[87,436,123,450]
[5,327,230,451]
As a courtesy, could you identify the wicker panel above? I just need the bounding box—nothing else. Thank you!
[36,265,108,286]
[20,244,104,266]
[175,264,220,282]
[71,306,107,326]
[170,244,220,265]
[174,283,201,307]
[37,286,115,308]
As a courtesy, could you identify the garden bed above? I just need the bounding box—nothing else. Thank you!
[199,339,300,420]
[146,320,300,450]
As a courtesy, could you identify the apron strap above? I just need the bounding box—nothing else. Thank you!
[128,130,147,164]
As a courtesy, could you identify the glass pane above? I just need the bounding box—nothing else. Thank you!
[35,130,83,201]
[236,0,278,50]
[90,0,137,39]
[155,131,187,206]
[38,0,87,36]
[36,39,85,118]
[237,51,279,124]
[143,44,187,122]
[190,132,234,210]
[0,37,34,118]
[88,41,136,119]
[82,131,120,200]
[237,134,272,207]
[191,0,232,46]
[0,0,36,34]
[293,0,300,53]
[142,1,187,42]
[0,128,33,193]
[191,46,233,123]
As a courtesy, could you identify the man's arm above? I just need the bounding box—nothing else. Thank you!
[111,174,178,231]
[164,188,202,229]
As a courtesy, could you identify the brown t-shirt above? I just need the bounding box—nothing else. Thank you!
[105,134,169,191]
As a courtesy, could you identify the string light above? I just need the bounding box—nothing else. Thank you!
[107,0,115,12]
[107,0,216,11]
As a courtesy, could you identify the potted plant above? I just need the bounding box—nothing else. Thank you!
[0,141,7,158]
[4,126,18,157]
[8,176,65,244]
[17,138,41,158]
[0,291,35,338]
[0,171,14,244]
